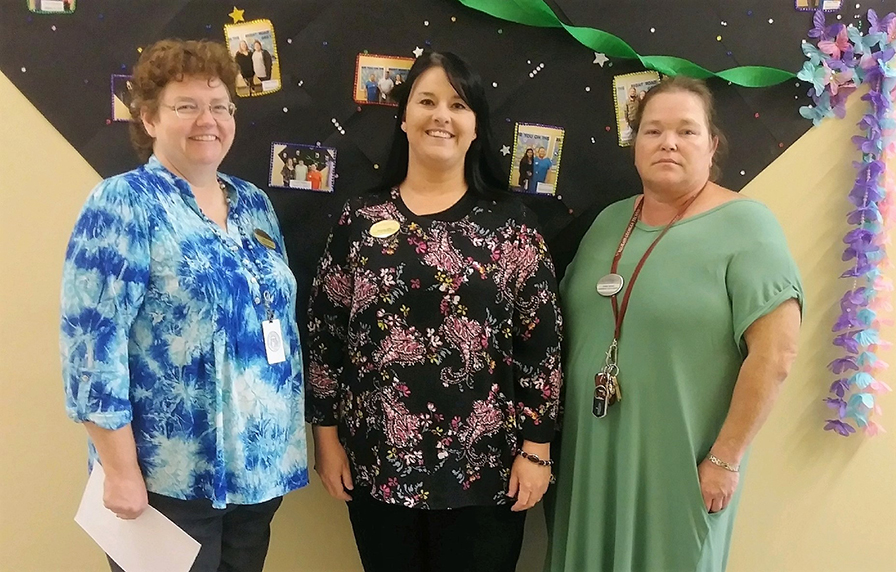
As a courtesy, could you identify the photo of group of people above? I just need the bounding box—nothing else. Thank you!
[354,54,414,106]
[509,123,565,196]
[794,0,842,10]
[110,75,134,122]
[613,71,662,147]
[270,143,336,192]
[27,0,75,13]
[224,20,281,97]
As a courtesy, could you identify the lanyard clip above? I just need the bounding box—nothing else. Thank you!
[263,291,275,321]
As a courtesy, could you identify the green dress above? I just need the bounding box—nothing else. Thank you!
[547,196,803,572]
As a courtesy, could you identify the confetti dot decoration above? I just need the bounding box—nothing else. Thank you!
[720,21,727,26]
[754,112,760,118]
[374,164,379,170]
[768,19,774,24]
[21,67,26,73]
[650,27,656,33]
[424,20,429,26]
[282,107,288,113]
[585,86,591,92]
[451,16,457,22]
[492,81,498,87]
[740,170,745,175]
[717,35,722,41]
[287,38,292,44]
[51,25,56,31]
[498,28,503,34]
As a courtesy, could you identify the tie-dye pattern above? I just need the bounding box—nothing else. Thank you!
[61,156,308,508]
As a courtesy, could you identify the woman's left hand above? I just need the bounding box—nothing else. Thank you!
[697,458,740,513]
[507,443,553,512]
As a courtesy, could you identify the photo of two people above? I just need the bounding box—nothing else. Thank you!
[225,20,281,97]
[613,71,662,147]
[509,123,565,196]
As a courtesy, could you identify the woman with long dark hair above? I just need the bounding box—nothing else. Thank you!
[306,51,563,572]
[518,147,535,191]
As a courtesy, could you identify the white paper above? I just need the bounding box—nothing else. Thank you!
[261,79,280,92]
[74,464,201,572]
[40,0,65,11]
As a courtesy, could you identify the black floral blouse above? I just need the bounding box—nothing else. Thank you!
[306,188,562,509]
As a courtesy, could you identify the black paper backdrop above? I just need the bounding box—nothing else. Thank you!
[3,0,884,316]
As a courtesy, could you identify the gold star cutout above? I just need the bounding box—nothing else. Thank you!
[228,6,245,23]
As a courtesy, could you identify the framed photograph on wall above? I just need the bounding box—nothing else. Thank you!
[613,71,662,147]
[224,19,282,97]
[269,142,337,192]
[509,122,565,196]
[110,75,133,122]
[354,54,414,106]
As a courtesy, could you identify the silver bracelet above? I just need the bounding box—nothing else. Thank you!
[706,453,739,472]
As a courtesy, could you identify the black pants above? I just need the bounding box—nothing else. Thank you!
[107,492,282,572]
[346,490,527,572]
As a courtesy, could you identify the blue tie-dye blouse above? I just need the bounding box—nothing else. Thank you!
[60,156,308,508]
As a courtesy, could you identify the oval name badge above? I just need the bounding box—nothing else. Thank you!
[596,273,624,297]
[253,228,277,249]
[370,219,400,239]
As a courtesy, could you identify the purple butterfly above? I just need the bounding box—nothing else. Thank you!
[840,260,875,278]
[824,397,848,418]
[833,332,860,354]
[808,10,826,39]
[841,288,868,306]
[828,356,859,374]
[829,378,851,398]
[824,419,857,436]
[847,206,882,225]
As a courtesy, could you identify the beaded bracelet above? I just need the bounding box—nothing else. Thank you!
[519,450,554,466]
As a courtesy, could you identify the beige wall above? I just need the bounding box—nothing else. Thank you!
[1,69,893,571]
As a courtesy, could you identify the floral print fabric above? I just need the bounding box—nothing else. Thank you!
[307,189,562,509]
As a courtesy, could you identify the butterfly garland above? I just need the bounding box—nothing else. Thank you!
[800,9,896,436]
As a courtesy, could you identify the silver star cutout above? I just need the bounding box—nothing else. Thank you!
[500,145,511,156]
[593,52,609,66]
[412,46,424,58]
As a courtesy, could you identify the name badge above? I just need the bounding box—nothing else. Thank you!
[370,219,400,238]
[254,228,277,250]
[262,319,286,365]
[596,273,624,297]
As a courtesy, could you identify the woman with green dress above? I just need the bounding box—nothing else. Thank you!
[547,76,803,572]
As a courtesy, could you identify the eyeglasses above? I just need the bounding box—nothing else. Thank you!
[161,102,236,120]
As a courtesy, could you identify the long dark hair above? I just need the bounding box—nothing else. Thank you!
[374,51,509,199]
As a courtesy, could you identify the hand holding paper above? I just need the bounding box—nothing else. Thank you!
[75,464,201,572]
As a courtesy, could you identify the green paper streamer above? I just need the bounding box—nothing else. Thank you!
[457,0,796,87]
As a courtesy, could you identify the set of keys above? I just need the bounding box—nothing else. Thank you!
[593,339,622,418]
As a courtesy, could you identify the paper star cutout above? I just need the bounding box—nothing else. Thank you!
[500,145,511,156]
[412,46,424,58]
[593,52,609,66]
[228,6,245,23]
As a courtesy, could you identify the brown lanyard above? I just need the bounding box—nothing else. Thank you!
[610,188,705,341]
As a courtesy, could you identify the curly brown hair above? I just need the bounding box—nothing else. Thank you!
[128,39,239,161]
[629,76,728,182]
